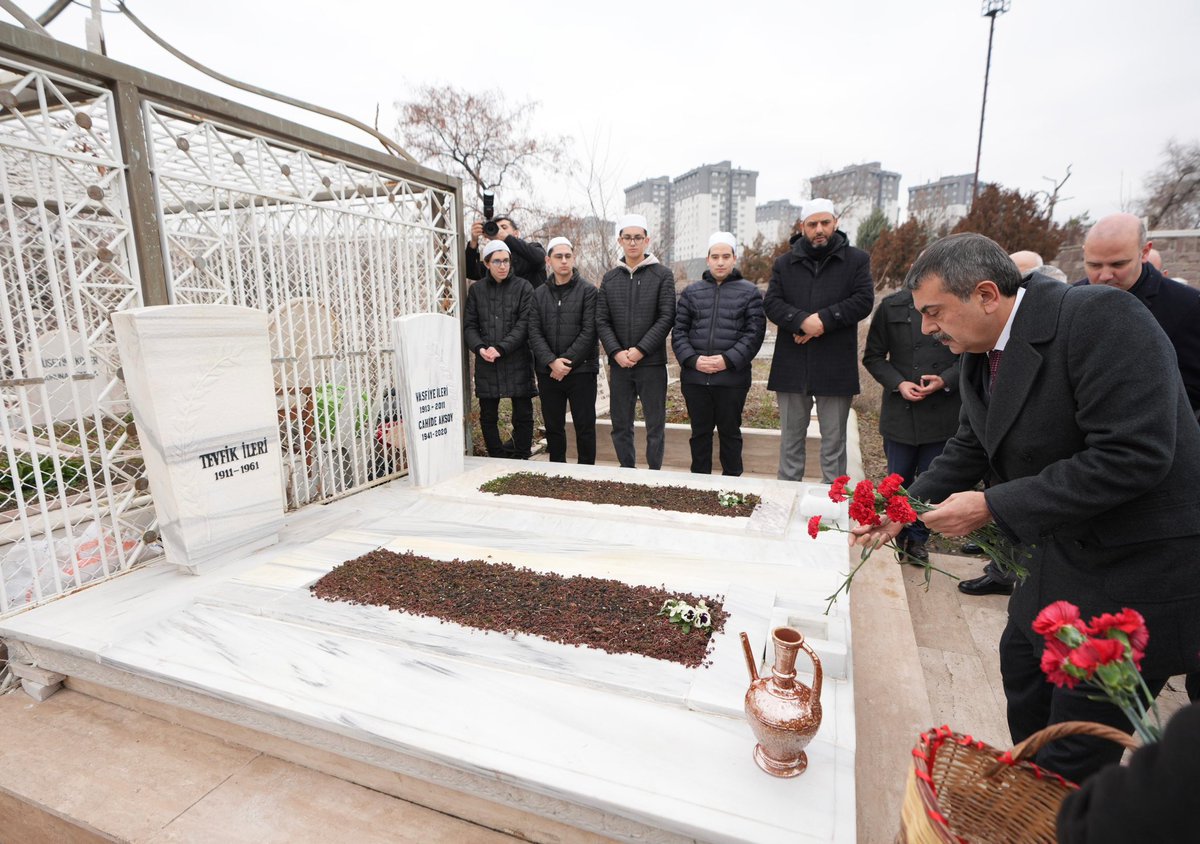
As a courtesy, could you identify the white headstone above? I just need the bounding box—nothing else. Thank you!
[112,305,284,574]
[23,328,108,424]
[391,313,464,487]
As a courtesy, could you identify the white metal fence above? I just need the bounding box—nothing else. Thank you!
[0,51,461,616]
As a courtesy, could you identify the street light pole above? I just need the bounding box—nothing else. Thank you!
[972,0,1011,208]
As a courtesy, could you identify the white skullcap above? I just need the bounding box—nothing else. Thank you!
[615,213,649,237]
[546,237,573,254]
[802,198,837,221]
[480,240,511,261]
[707,231,737,255]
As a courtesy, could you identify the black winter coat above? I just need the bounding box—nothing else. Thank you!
[463,275,537,399]
[527,272,599,376]
[1057,703,1200,844]
[596,257,676,367]
[672,269,765,388]
[1075,264,1200,416]
[764,231,874,395]
[862,289,961,445]
[465,235,547,289]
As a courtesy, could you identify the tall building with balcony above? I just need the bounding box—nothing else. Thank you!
[907,173,977,228]
[808,161,901,245]
[755,199,804,245]
[624,161,757,277]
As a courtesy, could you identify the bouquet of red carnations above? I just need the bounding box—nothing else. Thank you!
[1034,600,1161,743]
[807,474,1030,612]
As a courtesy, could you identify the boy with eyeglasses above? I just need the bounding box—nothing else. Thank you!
[596,214,676,469]
[463,240,537,459]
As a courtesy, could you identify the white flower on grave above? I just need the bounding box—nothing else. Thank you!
[679,606,697,623]
[695,610,712,629]
[717,490,745,508]
[658,598,679,616]
[669,601,691,619]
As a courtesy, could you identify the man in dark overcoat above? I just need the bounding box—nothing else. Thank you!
[862,288,960,561]
[764,198,874,482]
[463,240,536,459]
[854,233,1200,784]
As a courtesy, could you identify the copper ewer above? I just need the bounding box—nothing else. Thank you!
[741,626,823,777]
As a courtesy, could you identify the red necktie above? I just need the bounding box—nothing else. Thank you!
[988,349,1004,392]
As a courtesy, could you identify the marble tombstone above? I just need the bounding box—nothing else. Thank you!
[391,313,464,487]
[112,305,284,574]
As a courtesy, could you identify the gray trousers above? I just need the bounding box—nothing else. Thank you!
[777,392,852,483]
[608,364,667,469]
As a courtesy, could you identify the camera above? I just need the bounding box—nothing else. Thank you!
[481,191,499,238]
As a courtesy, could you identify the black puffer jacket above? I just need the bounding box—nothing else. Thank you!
[596,255,676,366]
[465,235,546,289]
[463,275,536,399]
[528,272,599,376]
[672,269,765,388]
[764,230,874,395]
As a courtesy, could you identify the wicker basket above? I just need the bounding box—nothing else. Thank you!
[898,721,1138,844]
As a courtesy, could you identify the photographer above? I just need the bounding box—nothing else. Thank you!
[465,194,545,288]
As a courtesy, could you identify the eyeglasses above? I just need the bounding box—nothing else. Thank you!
[487,258,510,266]
[619,235,646,244]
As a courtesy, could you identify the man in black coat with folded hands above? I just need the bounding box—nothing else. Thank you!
[527,237,599,464]
[672,231,765,476]
[852,233,1200,784]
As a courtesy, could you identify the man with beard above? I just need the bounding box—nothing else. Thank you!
[527,237,599,464]
[852,233,1200,784]
[764,199,874,482]
[463,240,537,459]
[672,232,765,476]
[596,214,676,470]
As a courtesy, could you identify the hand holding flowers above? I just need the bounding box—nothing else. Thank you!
[809,474,1030,613]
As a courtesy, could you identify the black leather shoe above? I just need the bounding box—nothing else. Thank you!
[902,540,929,563]
[960,541,985,555]
[957,573,1014,596]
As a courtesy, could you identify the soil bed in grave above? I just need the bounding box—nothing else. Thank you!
[479,471,761,518]
[310,549,729,668]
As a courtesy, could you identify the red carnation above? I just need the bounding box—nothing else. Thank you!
[878,473,905,499]
[1067,637,1127,675]
[1040,638,1077,688]
[807,515,822,539]
[828,475,851,503]
[1032,600,1085,639]
[1087,609,1149,667]
[885,495,918,525]
[849,499,881,526]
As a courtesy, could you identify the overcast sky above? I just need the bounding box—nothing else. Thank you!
[31,0,1200,225]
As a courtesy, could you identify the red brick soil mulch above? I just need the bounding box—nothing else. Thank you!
[309,549,729,668]
[479,471,761,518]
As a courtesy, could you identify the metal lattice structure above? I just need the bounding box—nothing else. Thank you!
[0,27,465,616]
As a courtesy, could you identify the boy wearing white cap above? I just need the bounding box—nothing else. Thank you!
[596,214,677,469]
[463,239,537,459]
[764,199,874,482]
[672,232,765,475]
[527,237,599,464]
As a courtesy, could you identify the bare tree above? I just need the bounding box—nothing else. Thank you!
[1140,139,1200,229]
[396,84,569,210]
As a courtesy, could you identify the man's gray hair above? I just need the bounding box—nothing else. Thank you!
[905,233,1022,299]
[1039,265,1069,283]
